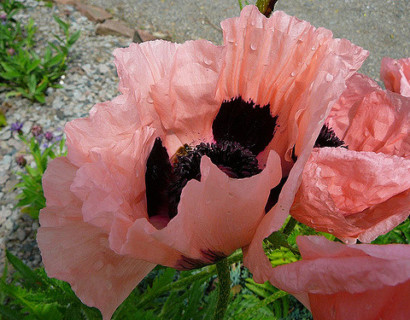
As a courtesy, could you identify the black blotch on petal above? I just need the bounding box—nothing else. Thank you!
[314,124,346,148]
[145,138,173,218]
[212,97,277,155]
[264,177,287,213]
[176,250,226,271]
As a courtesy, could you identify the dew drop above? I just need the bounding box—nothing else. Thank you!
[311,46,316,51]
[297,38,303,44]
[93,260,104,271]
[203,57,212,66]
[326,74,334,82]
[328,228,334,233]
[147,97,153,104]
[290,72,296,77]
[106,281,113,290]
[250,43,257,51]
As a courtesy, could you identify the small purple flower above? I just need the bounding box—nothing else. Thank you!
[44,131,54,142]
[6,48,15,56]
[54,135,63,142]
[16,155,27,168]
[42,143,49,149]
[0,14,6,21]
[31,124,43,137]
[10,122,24,134]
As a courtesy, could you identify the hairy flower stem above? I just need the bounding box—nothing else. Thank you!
[213,258,231,320]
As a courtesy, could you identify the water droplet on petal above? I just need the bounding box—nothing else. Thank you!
[93,260,104,271]
[311,46,316,51]
[147,97,153,104]
[297,38,303,44]
[326,74,334,82]
[328,228,334,232]
[290,72,296,77]
[203,57,212,66]
[106,281,112,290]
[250,43,257,51]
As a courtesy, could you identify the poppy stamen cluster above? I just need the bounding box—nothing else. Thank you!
[146,96,279,222]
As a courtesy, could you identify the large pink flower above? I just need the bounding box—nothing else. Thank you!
[380,57,410,97]
[289,73,410,244]
[37,6,367,319]
[267,236,410,320]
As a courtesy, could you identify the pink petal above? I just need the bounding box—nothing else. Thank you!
[217,5,368,165]
[38,157,155,320]
[150,151,282,268]
[113,41,180,128]
[69,127,156,232]
[328,74,410,157]
[150,40,224,155]
[65,95,152,167]
[38,211,155,320]
[266,236,410,319]
[223,5,367,284]
[327,73,380,139]
[291,147,410,242]
[380,57,410,97]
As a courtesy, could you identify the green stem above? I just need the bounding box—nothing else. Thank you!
[237,290,288,320]
[283,217,297,235]
[213,258,231,320]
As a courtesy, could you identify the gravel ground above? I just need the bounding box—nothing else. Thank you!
[86,0,409,82]
[0,0,130,270]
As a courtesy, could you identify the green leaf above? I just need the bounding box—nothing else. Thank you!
[5,251,45,289]
[68,30,81,47]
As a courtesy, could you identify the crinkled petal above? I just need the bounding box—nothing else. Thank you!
[290,147,410,242]
[328,74,410,156]
[150,40,224,154]
[217,5,368,166]
[380,57,410,97]
[37,158,155,320]
[114,41,180,128]
[66,94,149,167]
[265,236,410,320]
[327,73,380,139]
[150,151,282,268]
[69,127,156,233]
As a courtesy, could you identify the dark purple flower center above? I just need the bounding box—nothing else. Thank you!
[145,96,278,221]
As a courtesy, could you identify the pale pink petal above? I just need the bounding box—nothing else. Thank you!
[150,151,282,268]
[150,40,224,155]
[69,127,156,233]
[225,5,367,284]
[113,41,180,128]
[380,57,410,97]
[328,74,410,157]
[42,157,80,209]
[265,236,410,320]
[290,147,410,242]
[38,210,155,320]
[327,73,380,139]
[65,94,149,167]
[38,157,156,319]
[218,5,368,165]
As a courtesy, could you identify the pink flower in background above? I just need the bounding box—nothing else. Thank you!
[290,73,410,244]
[380,57,410,97]
[37,6,367,319]
[267,236,410,320]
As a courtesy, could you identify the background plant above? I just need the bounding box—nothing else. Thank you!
[0,0,80,103]
[12,124,65,219]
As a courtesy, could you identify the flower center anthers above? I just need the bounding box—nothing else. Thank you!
[145,96,278,222]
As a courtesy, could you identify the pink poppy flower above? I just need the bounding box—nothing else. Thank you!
[289,73,410,244]
[380,57,410,97]
[267,236,410,320]
[37,6,367,319]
